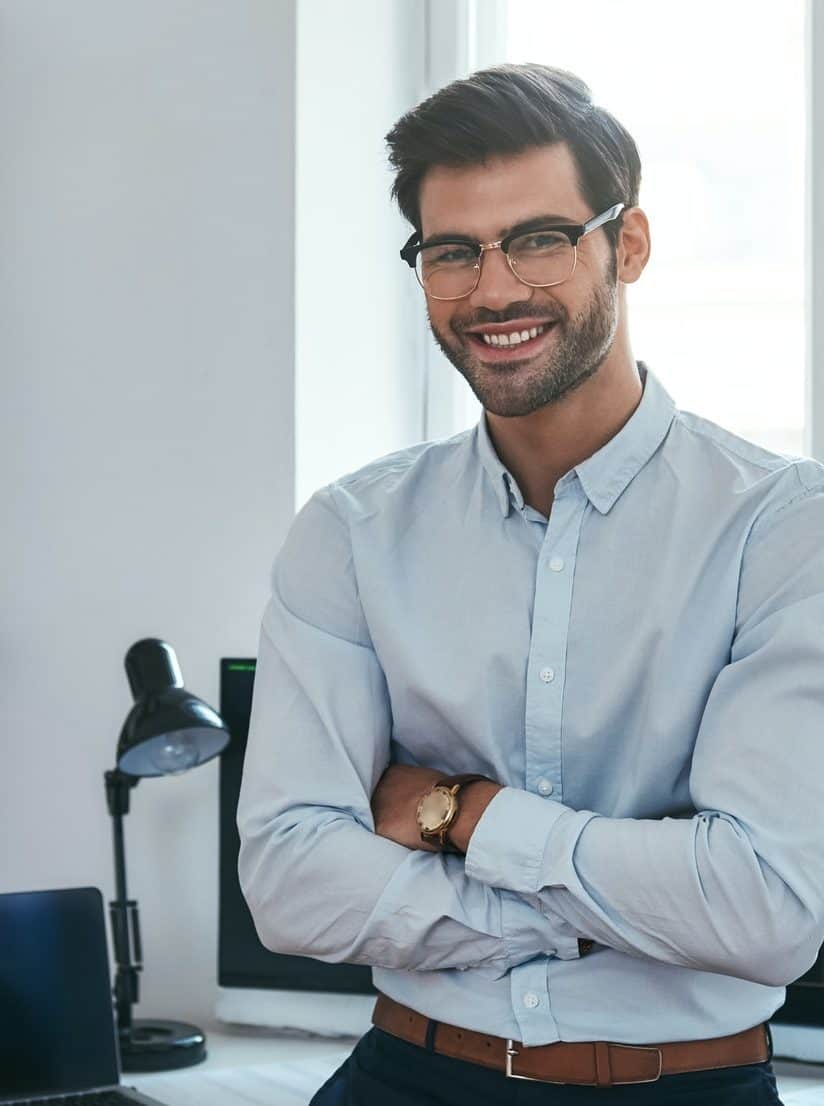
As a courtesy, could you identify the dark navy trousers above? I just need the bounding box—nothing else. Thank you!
[309,1024,784,1105]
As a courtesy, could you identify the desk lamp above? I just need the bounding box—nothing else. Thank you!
[105,637,230,1072]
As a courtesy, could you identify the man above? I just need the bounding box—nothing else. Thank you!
[237,63,824,1103]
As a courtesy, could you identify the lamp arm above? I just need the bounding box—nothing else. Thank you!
[105,768,142,1040]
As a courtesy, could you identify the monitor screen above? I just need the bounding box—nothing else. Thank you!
[218,658,374,996]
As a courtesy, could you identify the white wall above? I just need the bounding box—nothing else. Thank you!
[0,0,426,1030]
[0,1,296,1026]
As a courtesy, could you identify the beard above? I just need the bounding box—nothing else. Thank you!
[426,252,620,418]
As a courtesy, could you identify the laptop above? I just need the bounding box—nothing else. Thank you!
[0,886,168,1105]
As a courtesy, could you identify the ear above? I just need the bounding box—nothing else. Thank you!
[616,206,651,284]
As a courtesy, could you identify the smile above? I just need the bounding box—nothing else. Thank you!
[466,321,558,360]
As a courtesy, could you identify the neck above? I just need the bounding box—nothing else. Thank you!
[484,347,643,515]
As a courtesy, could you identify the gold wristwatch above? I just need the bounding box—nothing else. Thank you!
[415,773,493,851]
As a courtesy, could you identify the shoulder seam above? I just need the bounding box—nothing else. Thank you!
[673,410,796,473]
[732,463,824,633]
[793,460,824,493]
[739,474,824,580]
[761,474,824,522]
[322,481,370,616]
[316,482,345,522]
[329,432,473,494]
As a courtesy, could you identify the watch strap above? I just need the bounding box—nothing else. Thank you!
[435,772,495,791]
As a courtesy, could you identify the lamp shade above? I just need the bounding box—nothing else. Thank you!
[116,639,230,777]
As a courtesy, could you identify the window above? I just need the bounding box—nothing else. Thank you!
[454,0,807,456]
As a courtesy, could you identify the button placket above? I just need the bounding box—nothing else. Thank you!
[525,490,585,812]
[509,960,556,1045]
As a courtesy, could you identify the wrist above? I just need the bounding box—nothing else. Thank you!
[447,780,504,854]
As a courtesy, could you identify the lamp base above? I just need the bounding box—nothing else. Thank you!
[119,1019,207,1072]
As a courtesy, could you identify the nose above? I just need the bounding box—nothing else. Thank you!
[468,244,535,311]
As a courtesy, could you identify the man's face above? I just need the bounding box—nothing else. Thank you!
[418,142,621,418]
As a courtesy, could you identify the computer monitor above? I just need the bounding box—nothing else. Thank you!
[216,658,375,1037]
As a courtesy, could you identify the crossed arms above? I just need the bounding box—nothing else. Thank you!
[236,481,824,988]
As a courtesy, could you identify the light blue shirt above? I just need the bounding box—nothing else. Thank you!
[237,361,824,1046]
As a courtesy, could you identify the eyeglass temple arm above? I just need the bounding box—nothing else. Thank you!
[583,202,626,235]
[400,232,420,266]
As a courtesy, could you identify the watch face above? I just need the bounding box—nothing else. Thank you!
[418,787,454,832]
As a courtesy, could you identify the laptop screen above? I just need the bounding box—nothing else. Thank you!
[0,887,120,1099]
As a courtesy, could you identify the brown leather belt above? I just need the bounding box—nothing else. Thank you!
[371,992,771,1088]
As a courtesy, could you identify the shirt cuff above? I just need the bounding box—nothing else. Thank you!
[464,785,597,896]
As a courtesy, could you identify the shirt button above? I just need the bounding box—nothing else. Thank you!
[539,667,555,683]
[537,778,554,796]
[523,992,540,1009]
[549,556,565,571]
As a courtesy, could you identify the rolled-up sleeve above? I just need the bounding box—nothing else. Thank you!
[465,483,824,987]
[237,485,572,977]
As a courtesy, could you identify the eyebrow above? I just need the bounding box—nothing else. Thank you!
[421,212,577,248]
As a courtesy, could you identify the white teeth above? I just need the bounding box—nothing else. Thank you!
[480,324,547,346]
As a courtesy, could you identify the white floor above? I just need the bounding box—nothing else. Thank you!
[773,1059,824,1104]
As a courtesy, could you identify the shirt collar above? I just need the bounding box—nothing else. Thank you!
[476,361,677,518]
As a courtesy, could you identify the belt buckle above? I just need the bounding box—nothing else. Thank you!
[505,1041,565,1084]
[505,1040,663,1086]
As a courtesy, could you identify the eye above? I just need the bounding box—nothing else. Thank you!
[421,244,477,265]
[514,230,569,252]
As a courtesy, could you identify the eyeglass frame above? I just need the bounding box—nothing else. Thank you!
[399,202,626,300]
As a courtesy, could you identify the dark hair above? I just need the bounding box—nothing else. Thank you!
[385,62,641,257]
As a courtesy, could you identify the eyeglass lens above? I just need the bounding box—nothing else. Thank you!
[415,230,574,298]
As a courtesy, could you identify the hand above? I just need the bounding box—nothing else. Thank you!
[371,763,445,852]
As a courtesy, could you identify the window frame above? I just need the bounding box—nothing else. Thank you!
[808,0,823,459]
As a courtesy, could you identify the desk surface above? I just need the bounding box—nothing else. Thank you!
[127,1021,824,1106]
[127,1021,355,1105]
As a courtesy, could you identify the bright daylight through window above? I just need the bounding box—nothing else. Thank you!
[456,0,806,456]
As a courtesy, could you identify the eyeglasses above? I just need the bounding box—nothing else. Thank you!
[400,202,626,301]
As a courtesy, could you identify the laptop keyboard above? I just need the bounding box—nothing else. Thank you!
[12,1092,141,1105]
